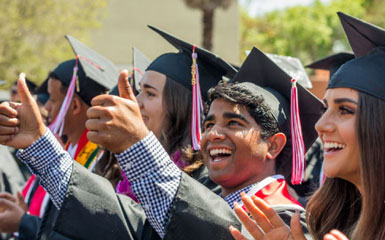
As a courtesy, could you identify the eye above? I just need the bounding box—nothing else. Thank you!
[339,106,355,115]
[204,122,214,130]
[146,91,155,97]
[320,105,327,114]
[228,120,242,127]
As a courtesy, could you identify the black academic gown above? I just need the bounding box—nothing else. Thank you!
[49,162,310,240]
[36,164,218,240]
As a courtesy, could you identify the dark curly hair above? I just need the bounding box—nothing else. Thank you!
[206,81,292,178]
[207,81,279,139]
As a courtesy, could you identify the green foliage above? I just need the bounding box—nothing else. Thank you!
[240,0,366,64]
[0,0,108,87]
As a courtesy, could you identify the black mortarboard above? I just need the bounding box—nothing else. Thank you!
[328,13,385,101]
[306,52,354,78]
[146,25,237,101]
[232,47,322,151]
[132,47,151,93]
[49,35,119,105]
[245,50,312,88]
[337,12,385,57]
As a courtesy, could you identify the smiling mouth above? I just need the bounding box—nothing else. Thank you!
[324,142,346,153]
[209,148,232,162]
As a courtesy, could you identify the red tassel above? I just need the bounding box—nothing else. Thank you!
[191,45,203,151]
[290,79,305,185]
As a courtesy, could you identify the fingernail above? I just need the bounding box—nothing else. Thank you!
[234,202,239,208]
[14,127,19,133]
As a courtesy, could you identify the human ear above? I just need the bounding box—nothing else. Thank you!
[71,96,83,115]
[266,132,286,160]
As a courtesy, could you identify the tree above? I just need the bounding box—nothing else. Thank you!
[0,0,108,87]
[240,0,366,64]
[183,0,236,50]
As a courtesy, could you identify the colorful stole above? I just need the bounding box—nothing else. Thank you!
[239,175,304,210]
[22,130,103,218]
[65,130,103,171]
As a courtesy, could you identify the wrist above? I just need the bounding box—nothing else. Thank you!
[114,129,150,154]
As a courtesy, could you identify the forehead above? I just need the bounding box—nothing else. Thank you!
[208,98,254,120]
[324,88,359,102]
[140,70,166,90]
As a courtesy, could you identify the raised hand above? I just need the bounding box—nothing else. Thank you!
[0,73,45,149]
[0,192,27,212]
[86,70,149,153]
[229,193,306,240]
[0,198,24,233]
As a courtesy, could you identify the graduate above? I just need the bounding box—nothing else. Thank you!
[0,35,118,239]
[230,12,385,240]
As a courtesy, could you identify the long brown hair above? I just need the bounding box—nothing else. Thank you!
[158,77,203,174]
[307,92,385,240]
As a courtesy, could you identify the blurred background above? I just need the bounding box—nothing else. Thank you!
[0,0,383,99]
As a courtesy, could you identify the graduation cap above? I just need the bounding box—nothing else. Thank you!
[306,52,354,78]
[50,35,119,104]
[147,25,237,101]
[48,35,119,135]
[328,12,385,101]
[245,50,312,88]
[132,47,151,93]
[337,12,385,57]
[231,47,322,184]
[147,25,237,150]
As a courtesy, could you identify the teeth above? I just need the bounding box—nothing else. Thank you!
[209,148,232,157]
[324,142,346,149]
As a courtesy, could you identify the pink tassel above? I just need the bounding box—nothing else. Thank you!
[290,79,305,185]
[49,56,79,136]
[191,45,203,151]
[319,161,326,186]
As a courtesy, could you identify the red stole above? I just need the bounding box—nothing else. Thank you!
[241,175,303,209]
[22,129,99,218]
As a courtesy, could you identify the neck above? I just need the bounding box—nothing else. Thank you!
[221,168,276,197]
[67,124,86,146]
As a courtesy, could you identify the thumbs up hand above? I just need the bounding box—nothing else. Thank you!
[0,73,46,149]
[86,70,149,153]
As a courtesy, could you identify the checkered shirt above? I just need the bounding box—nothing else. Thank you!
[223,184,253,209]
[17,129,73,210]
[115,132,181,239]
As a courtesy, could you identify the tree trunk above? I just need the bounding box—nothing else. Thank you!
[202,8,214,51]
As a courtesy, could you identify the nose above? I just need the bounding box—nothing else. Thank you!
[315,110,334,138]
[203,125,226,143]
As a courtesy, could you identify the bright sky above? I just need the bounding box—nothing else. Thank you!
[239,0,332,16]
